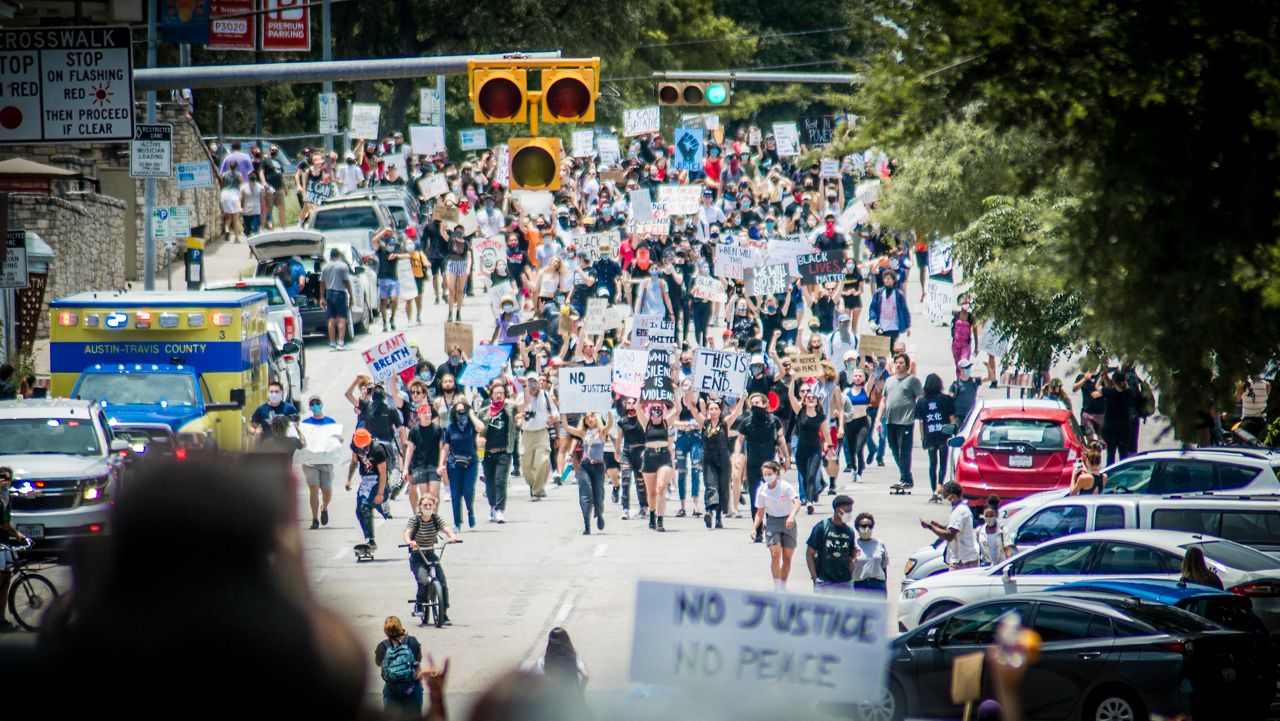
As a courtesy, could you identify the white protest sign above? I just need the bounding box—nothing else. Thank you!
[472,236,505,274]
[924,275,957,326]
[176,161,213,189]
[409,125,446,155]
[629,221,670,237]
[417,173,449,198]
[459,128,488,151]
[558,365,615,414]
[767,236,813,274]
[623,106,661,137]
[512,190,554,220]
[396,259,418,301]
[693,350,750,397]
[597,135,621,165]
[746,263,790,297]
[836,200,869,234]
[584,298,608,335]
[716,240,759,270]
[772,122,800,156]
[296,421,346,466]
[691,276,727,303]
[630,188,654,222]
[714,254,745,281]
[130,123,172,178]
[571,129,595,158]
[632,312,663,346]
[748,126,762,145]
[820,159,840,179]
[979,325,1011,358]
[494,144,510,187]
[629,580,890,703]
[605,304,630,331]
[581,229,621,262]
[349,103,381,139]
[360,333,416,382]
[657,185,702,216]
[855,179,881,205]
[612,348,648,397]
[648,320,677,349]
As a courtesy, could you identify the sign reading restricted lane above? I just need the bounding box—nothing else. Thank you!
[0,26,134,144]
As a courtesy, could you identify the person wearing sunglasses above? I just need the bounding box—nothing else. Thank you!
[806,495,858,593]
[852,512,889,593]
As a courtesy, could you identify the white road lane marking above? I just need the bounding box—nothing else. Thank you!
[554,593,575,625]
[593,543,608,558]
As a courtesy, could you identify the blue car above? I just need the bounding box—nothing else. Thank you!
[1047,578,1273,641]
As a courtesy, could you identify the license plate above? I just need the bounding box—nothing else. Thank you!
[1008,455,1033,468]
[17,524,44,539]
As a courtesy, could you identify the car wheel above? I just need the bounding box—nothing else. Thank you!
[1085,686,1144,721]
[853,679,905,721]
[920,601,962,623]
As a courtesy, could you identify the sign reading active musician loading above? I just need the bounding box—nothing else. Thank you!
[0,26,134,144]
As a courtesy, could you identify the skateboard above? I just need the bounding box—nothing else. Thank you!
[353,543,375,562]
[889,483,913,495]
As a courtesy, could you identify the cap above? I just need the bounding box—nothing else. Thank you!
[556,205,570,215]
[352,428,372,447]
[702,188,714,197]
[842,349,859,361]
[344,152,355,161]
[958,358,974,369]
[394,131,404,138]
[833,494,854,510]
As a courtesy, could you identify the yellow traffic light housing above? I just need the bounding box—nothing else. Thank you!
[509,137,562,191]
[540,61,599,123]
[469,65,528,123]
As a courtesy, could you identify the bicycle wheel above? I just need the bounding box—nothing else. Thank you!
[431,580,445,629]
[423,580,438,627]
[9,573,58,631]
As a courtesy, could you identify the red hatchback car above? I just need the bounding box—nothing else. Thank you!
[947,399,1085,506]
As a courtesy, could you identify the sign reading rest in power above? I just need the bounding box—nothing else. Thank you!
[0,26,134,144]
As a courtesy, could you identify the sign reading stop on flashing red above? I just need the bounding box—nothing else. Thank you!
[0,26,134,144]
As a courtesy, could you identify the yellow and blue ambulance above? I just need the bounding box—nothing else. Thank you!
[49,291,271,454]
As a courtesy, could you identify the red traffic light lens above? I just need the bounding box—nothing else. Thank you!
[512,145,557,187]
[658,85,679,104]
[478,77,524,120]
[545,77,591,119]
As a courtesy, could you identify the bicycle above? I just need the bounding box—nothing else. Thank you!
[399,541,455,628]
[5,539,59,631]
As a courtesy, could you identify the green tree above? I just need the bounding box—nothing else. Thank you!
[850,0,1280,437]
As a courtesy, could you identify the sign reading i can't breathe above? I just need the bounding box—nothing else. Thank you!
[629,580,889,703]
[0,26,135,145]
[361,332,416,382]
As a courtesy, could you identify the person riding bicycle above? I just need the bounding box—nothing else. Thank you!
[403,496,459,625]
[0,466,29,632]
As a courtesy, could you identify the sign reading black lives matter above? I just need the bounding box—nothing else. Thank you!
[642,349,675,403]
[796,251,845,285]
[629,580,889,703]
[0,26,135,144]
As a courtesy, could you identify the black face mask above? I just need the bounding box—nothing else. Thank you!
[751,406,768,419]
[372,390,386,402]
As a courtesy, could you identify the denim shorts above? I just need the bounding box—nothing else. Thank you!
[377,278,399,300]
[324,289,349,319]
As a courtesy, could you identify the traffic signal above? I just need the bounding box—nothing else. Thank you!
[656,81,732,107]
[541,61,599,123]
[470,65,528,123]
[508,137,562,191]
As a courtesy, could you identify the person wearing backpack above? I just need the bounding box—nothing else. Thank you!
[374,615,423,718]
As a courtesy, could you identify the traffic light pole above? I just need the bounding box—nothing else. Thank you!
[651,70,862,85]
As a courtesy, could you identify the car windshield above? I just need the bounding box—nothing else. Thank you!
[1110,599,1219,634]
[978,419,1065,450]
[76,373,199,407]
[388,207,410,230]
[312,206,379,231]
[1186,540,1280,572]
[0,418,102,456]
[208,283,285,305]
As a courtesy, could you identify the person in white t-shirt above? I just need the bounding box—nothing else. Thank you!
[920,481,979,569]
[336,152,364,195]
[751,460,801,591]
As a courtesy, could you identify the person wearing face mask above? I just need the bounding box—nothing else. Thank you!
[250,381,298,445]
[806,495,858,593]
[876,353,924,492]
[851,512,888,593]
[738,393,789,543]
[751,460,800,591]
[476,193,504,239]
[840,363,872,481]
[697,188,727,241]
[686,396,744,530]
[301,396,342,530]
[634,264,673,319]
[920,481,980,570]
[480,381,517,525]
[612,397,648,520]
[975,495,1010,565]
[703,144,723,190]
[492,296,523,360]
[438,401,485,531]
[336,152,364,195]
[517,372,559,501]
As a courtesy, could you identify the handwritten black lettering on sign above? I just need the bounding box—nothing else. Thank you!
[642,349,674,403]
[800,115,836,146]
[745,263,790,297]
[796,251,844,286]
[693,349,750,397]
[304,176,333,205]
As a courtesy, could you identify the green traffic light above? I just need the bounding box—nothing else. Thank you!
[706,83,729,105]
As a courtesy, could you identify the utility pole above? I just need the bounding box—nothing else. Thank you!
[322,0,334,153]
[143,1,157,290]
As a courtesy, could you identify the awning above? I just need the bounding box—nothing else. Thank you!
[0,158,79,177]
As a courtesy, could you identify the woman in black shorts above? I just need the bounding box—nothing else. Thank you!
[841,259,863,337]
[637,398,682,532]
[687,396,743,529]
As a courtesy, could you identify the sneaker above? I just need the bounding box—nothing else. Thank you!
[489,509,496,522]
[468,514,476,529]
[512,468,521,478]
[620,509,630,520]
[310,519,320,530]
[807,503,815,515]
[329,342,337,350]
[876,458,886,467]
[321,509,329,526]
[390,320,397,331]
[596,516,605,531]
[495,510,505,524]
[382,322,388,332]
[612,487,620,504]
[367,540,377,551]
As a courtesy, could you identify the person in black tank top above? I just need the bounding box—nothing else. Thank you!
[614,398,648,518]
[638,398,682,532]
[688,396,744,529]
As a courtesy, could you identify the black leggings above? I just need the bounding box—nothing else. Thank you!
[409,550,449,612]
[925,444,946,492]
[844,417,869,475]
[577,461,606,525]
[796,446,823,504]
[886,423,915,485]
[703,457,730,511]
[691,301,712,346]
[625,447,647,508]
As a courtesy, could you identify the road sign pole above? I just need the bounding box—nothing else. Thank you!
[322,0,334,154]
[144,2,157,291]
[437,74,447,136]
